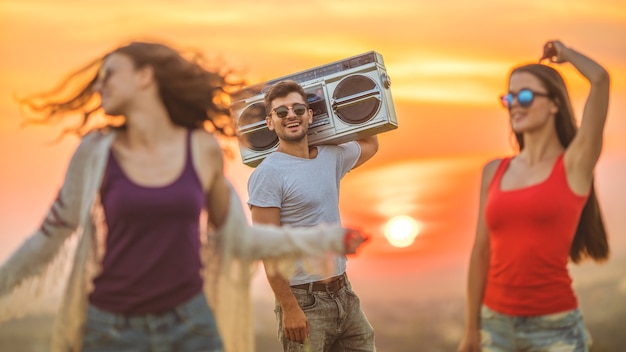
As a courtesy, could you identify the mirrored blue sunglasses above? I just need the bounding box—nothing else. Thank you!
[500,89,551,109]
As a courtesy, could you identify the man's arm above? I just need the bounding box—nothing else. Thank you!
[250,205,309,344]
[353,135,379,169]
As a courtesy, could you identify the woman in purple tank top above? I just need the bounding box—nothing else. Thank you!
[0,41,370,352]
[459,41,611,352]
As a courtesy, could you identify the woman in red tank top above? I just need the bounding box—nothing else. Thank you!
[458,41,610,352]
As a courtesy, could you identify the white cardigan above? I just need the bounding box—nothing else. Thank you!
[0,129,346,351]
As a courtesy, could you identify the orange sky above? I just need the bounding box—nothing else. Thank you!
[1,0,626,301]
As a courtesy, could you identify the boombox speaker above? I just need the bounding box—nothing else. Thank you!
[231,51,398,167]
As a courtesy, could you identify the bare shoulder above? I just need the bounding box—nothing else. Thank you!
[191,129,224,191]
[193,129,226,168]
[480,158,503,187]
[192,129,221,153]
[482,159,501,175]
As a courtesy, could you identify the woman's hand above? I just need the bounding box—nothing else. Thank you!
[540,40,570,63]
[457,329,481,352]
[342,228,370,254]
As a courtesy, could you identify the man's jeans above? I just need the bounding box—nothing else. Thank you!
[276,276,375,352]
[82,292,223,352]
[480,305,590,352]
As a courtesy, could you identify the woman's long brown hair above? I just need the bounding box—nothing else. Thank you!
[18,41,244,139]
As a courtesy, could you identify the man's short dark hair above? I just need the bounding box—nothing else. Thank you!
[264,80,307,115]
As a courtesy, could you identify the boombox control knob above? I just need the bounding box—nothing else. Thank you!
[381,73,391,89]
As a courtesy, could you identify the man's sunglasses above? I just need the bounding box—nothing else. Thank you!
[500,89,551,109]
[270,104,308,118]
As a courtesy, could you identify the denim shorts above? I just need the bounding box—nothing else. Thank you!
[82,291,223,352]
[480,305,591,352]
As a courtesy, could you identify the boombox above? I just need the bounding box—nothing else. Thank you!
[230,51,398,167]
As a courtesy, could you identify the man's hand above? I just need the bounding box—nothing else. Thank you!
[282,305,309,343]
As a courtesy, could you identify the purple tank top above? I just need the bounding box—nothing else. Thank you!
[90,130,205,314]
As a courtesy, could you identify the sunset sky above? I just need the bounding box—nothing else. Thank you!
[1,0,625,320]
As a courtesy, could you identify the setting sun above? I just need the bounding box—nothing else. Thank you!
[384,215,422,248]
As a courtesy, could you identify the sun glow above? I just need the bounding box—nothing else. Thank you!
[384,215,421,248]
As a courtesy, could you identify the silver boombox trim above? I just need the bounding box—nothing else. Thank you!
[231,51,398,167]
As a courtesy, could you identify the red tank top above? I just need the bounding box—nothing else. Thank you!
[483,153,588,316]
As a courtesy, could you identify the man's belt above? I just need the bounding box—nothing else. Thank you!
[290,274,346,293]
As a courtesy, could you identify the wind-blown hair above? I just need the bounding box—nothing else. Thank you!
[510,64,609,263]
[18,41,243,138]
